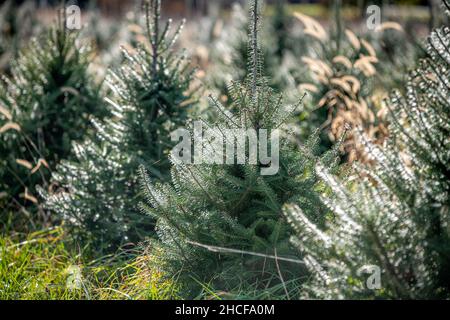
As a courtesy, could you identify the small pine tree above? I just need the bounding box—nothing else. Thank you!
[0,13,104,218]
[140,0,341,298]
[283,9,450,299]
[42,0,197,252]
[207,2,294,107]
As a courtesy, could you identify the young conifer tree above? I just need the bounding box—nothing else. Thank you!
[208,1,294,107]
[41,0,196,253]
[283,4,450,298]
[0,12,104,219]
[140,0,341,298]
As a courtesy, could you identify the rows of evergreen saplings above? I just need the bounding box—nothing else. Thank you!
[0,0,449,299]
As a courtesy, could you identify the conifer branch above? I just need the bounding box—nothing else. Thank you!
[145,0,161,76]
[250,0,259,99]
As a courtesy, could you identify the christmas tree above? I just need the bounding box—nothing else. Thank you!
[284,5,450,298]
[140,0,341,298]
[0,11,104,221]
[207,1,296,108]
[41,0,197,253]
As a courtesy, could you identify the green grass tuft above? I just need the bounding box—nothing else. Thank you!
[0,227,180,300]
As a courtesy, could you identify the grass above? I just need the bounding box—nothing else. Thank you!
[0,227,180,300]
[0,227,82,299]
[0,225,297,300]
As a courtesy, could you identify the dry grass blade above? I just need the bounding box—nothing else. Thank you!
[31,159,50,174]
[342,75,361,94]
[19,188,38,204]
[187,241,305,265]
[0,104,12,120]
[16,159,33,170]
[302,56,333,77]
[331,78,352,94]
[361,39,377,57]
[354,56,377,77]
[294,12,327,42]
[298,83,319,93]
[0,122,21,133]
[376,21,404,32]
[345,29,360,51]
[333,55,353,69]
